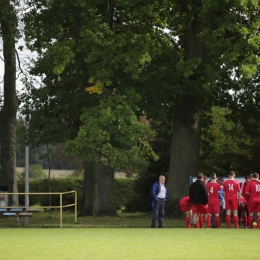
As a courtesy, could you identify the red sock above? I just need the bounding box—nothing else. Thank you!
[207,215,211,228]
[234,216,239,228]
[257,216,260,229]
[185,217,191,228]
[243,217,247,228]
[199,216,204,228]
[216,216,220,228]
[194,223,198,228]
[249,216,253,229]
[226,215,231,228]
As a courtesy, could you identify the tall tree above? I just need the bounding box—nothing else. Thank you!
[0,0,19,204]
[23,0,260,217]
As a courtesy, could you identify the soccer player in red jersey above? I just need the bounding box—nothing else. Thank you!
[223,171,241,228]
[179,196,191,228]
[206,172,221,228]
[245,172,260,229]
[238,196,248,228]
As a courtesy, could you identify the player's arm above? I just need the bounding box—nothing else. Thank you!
[237,191,241,204]
[245,192,249,202]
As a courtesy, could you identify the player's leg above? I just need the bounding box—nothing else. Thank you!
[233,210,239,228]
[184,210,191,228]
[225,197,232,228]
[191,205,199,228]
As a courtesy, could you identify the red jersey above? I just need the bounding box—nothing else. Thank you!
[179,196,191,212]
[223,179,241,198]
[207,182,221,205]
[244,180,260,202]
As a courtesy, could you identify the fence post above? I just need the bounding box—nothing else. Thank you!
[60,193,62,228]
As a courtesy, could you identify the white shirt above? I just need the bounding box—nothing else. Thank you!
[157,183,166,199]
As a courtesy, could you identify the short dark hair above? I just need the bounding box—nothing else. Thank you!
[217,177,224,182]
[253,172,259,179]
[229,171,235,177]
[210,172,217,179]
[197,173,204,180]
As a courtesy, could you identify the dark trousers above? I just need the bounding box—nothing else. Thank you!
[151,199,165,228]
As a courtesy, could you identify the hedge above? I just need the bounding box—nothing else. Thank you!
[18,178,135,210]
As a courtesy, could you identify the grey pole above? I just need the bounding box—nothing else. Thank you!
[25,118,29,224]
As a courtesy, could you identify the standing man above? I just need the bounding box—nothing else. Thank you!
[206,172,221,228]
[245,172,260,229]
[151,175,168,228]
[189,173,208,228]
[223,171,241,228]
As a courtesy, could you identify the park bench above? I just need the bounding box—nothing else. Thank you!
[0,207,39,226]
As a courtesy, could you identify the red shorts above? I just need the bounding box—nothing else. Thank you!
[191,204,208,214]
[225,197,238,210]
[248,200,260,213]
[179,203,190,212]
[207,202,220,214]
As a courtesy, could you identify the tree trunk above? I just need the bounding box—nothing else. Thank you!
[78,160,117,217]
[167,95,202,217]
[0,1,19,205]
[166,2,212,217]
[78,160,95,216]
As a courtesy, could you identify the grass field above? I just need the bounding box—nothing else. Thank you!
[0,212,259,259]
[1,228,259,260]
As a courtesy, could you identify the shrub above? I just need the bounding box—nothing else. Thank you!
[18,178,135,210]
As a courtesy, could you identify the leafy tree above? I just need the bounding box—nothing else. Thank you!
[22,0,260,217]
[64,89,157,216]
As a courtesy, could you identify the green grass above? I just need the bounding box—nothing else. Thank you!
[1,228,259,259]
[1,212,260,259]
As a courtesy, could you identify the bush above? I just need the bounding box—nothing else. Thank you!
[114,179,135,210]
[18,178,135,210]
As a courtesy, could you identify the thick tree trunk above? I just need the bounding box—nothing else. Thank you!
[0,1,19,205]
[167,95,203,217]
[166,3,212,217]
[78,160,117,217]
[78,160,95,216]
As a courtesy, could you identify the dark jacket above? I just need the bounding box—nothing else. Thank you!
[151,182,168,207]
[189,180,208,204]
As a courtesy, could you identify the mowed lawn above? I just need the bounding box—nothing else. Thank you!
[1,228,259,260]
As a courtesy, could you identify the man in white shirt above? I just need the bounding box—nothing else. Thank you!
[151,175,168,228]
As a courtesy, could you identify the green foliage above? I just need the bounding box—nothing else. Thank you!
[18,178,134,209]
[199,106,252,175]
[114,179,135,210]
[64,89,158,170]
[29,164,44,179]
[18,164,44,180]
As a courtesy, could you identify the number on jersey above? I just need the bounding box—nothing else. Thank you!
[228,184,234,191]
[210,186,214,194]
[255,185,260,192]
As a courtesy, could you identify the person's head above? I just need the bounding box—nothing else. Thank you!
[197,173,204,181]
[253,172,259,179]
[159,175,165,184]
[210,172,217,181]
[239,202,245,210]
[228,171,235,179]
[245,175,250,182]
[249,173,253,180]
[217,177,224,185]
[203,175,208,184]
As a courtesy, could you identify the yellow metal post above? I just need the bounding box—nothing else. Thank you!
[60,193,62,228]
[75,190,77,223]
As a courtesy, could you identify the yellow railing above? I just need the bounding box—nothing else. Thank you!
[0,190,77,228]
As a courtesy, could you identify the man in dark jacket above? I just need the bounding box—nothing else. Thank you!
[151,175,168,228]
[189,173,208,228]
